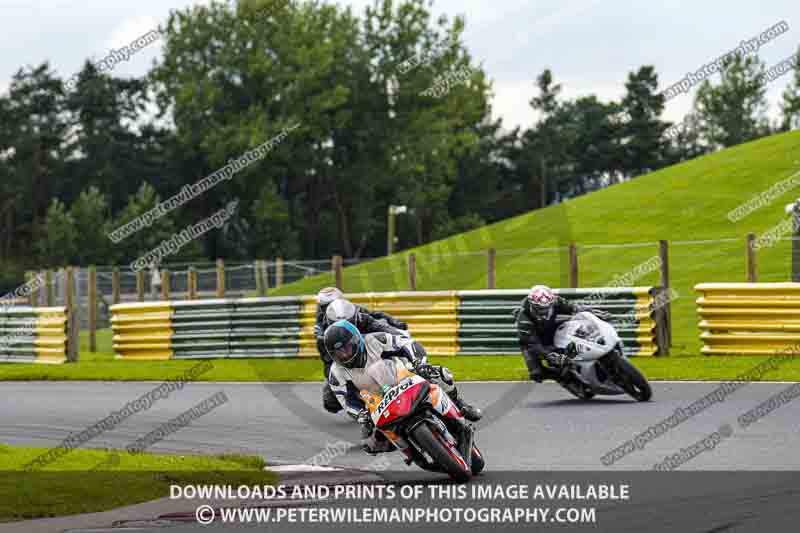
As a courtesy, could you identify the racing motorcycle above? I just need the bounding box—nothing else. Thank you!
[546,311,652,402]
[359,358,484,482]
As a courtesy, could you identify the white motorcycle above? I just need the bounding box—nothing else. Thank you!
[546,312,652,402]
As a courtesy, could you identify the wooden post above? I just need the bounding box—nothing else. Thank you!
[25,271,37,306]
[659,240,672,348]
[568,243,579,288]
[216,259,225,298]
[746,233,758,282]
[88,266,97,353]
[255,261,265,296]
[111,267,121,305]
[487,248,496,289]
[333,255,343,290]
[67,307,79,363]
[136,271,145,302]
[65,267,75,311]
[46,270,54,307]
[275,257,284,288]
[161,269,171,301]
[188,267,197,300]
[408,253,417,290]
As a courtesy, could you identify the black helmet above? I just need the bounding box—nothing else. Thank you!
[525,285,557,320]
[324,320,366,369]
[325,298,358,325]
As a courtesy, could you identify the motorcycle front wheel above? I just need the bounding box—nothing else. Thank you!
[612,356,652,402]
[470,445,486,475]
[411,422,472,483]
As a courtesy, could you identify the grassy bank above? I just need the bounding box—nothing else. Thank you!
[0,443,275,521]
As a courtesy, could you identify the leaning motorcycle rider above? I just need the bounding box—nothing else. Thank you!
[514,285,611,383]
[314,287,409,413]
[324,320,482,453]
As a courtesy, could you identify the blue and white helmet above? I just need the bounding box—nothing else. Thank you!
[324,320,366,369]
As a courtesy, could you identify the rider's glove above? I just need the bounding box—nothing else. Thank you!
[548,352,569,368]
[357,409,373,439]
[414,363,440,381]
[313,324,323,338]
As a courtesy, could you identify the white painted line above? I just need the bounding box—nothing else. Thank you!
[270,464,346,473]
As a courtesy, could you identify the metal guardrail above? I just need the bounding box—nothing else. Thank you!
[111,287,666,360]
[458,288,663,357]
[696,282,800,355]
[0,306,71,364]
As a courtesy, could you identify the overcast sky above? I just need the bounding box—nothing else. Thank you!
[2,0,799,130]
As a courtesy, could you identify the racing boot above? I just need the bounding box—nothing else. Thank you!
[448,387,483,422]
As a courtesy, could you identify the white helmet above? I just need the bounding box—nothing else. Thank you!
[317,287,343,306]
[325,298,358,325]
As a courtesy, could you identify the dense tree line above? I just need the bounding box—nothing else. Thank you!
[1,0,799,289]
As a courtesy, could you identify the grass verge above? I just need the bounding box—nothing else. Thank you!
[2,330,800,382]
[0,443,275,521]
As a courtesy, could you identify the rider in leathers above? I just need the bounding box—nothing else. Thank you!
[515,285,611,383]
[314,288,408,413]
[324,320,482,452]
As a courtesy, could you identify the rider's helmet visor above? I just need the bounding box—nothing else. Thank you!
[331,338,359,367]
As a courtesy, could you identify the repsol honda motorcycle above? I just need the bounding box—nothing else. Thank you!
[360,358,484,482]
[547,311,652,402]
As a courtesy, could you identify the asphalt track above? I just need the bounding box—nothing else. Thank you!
[3,380,800,532]
[2,380,799,471]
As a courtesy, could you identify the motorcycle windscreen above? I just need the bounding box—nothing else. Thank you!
[365,358,401,394]
[556,317,607,350]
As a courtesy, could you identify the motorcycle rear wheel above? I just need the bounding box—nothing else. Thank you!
[411,422,472,483]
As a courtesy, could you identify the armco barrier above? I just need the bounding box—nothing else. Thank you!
[111,287,665,360]
[0,306,70,364]
[458,288,663,357]
[298,291,460,357]
[696,282,800,355]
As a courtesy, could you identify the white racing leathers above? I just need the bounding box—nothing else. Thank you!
[329,332,448,418]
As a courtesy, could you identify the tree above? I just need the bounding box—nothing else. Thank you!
[70,187,113,265]
[249,182,298,259]
[619,66,669,176]
[781,47,800,131]
[0,63,68,263]
[37,200,78,267]
[694,54,770,149]
[526,69,563,207]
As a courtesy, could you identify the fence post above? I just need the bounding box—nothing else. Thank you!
[46,269,54,307]
[569,243,579,288]
[255,261,265,296]
[487,248,496,289]
[659,239,672,348]
[261,260,270,292]
[136,271,145,302]
[408,253,417,290]
[88,266,97,353]
[188,267,197,300]
[333,255,343,290]
[216,259,225,298]
[746,233,758,282]
[111,267,121,305]
[67,306,79,363]
[161,269,171,301]
[65,266,75,311]
[25,271,37,306]
[275,257,284,288]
